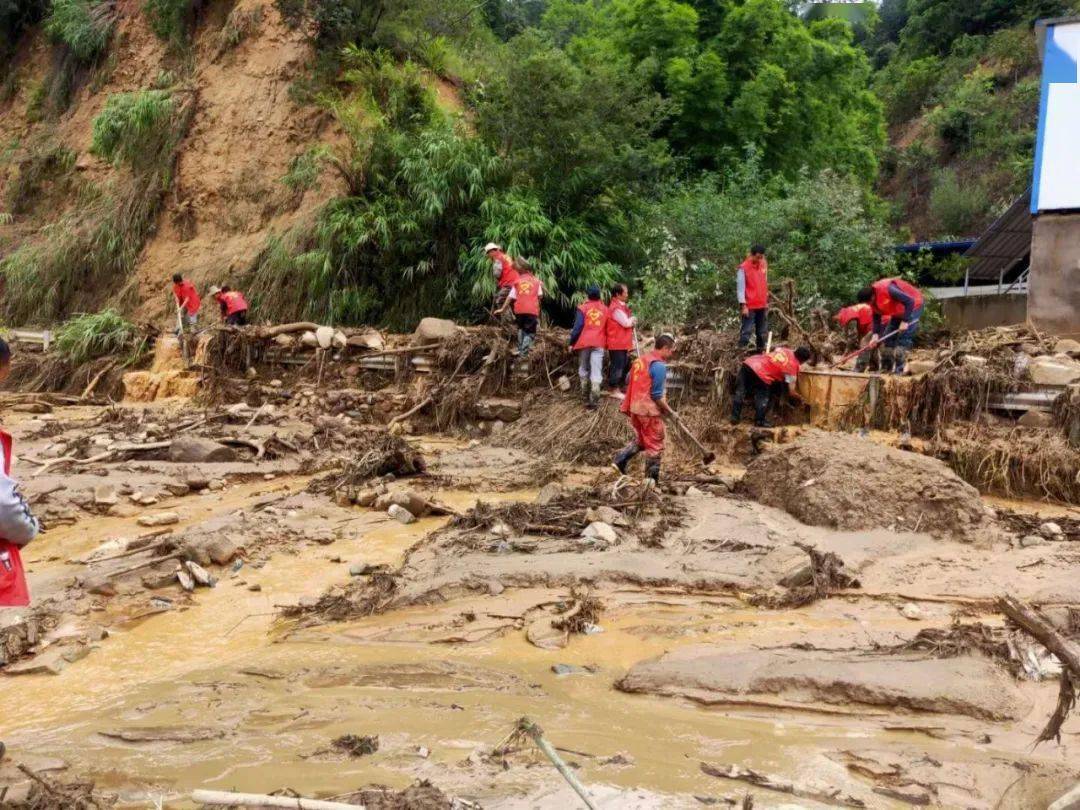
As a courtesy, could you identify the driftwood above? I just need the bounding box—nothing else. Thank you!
[80,359,118,400]
[998,595,1080,744]
[191,789,364,809]
[263,322,321,337]
[495,718,597,810]
[701,762,866,808]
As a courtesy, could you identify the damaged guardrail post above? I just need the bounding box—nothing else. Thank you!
[515,717,598,810]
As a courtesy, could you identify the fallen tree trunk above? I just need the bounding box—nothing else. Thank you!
[701,762,866,808]
[191,789,364,809]
[998,594,1080,744]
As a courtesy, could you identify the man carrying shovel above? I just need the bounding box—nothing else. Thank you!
[856,277,923,375]
[613,333,676,484]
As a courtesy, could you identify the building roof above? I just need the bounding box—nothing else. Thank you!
[962,190,1032,280]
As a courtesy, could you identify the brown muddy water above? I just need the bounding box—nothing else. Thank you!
[1,423,1077,808]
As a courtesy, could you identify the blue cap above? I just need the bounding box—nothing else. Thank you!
[586,284,601,298]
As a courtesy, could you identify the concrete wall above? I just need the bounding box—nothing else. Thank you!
[939,294,1027,331]
[1030,214,1080,337]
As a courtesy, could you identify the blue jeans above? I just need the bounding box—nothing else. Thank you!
[884,307,922,349]
[738,308,768,349]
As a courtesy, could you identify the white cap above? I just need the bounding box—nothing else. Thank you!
[208,285,222,296]
[483,243,501,253]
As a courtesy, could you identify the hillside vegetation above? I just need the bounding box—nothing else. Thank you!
[0,0,1072,329]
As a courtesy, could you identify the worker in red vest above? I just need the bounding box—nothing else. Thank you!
[605,283,636,393]
[856,277,923,374]
[171,273,201,333]
[737,244,769,350]
[210,285,250,326]
[613,334,676,483]
[834,302,875,372]
[568,284,608,410]
[731,345,811,427]
[495,258,543,357]
[485,242,518,314]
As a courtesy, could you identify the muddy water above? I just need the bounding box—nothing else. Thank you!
[5,464,1069,807]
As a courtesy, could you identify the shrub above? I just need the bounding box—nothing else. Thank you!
[54,309,144,364]
[928,169,990,235]
[43,0,113,61]
[4,139,76,214]
[90,89,176,168]
[143,0,193,45]
[877,56,943,123]
[281,145,330,194]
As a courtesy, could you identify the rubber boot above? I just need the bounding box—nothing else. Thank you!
[579,377,590,404]
[587,382,601,411]
[892,347,908,375]
[645,456,661,484]
[613,443,639,475]
[879,347,895,374]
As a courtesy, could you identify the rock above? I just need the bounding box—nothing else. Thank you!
[961,354,988,368]
[185,560,215,587]
[333,491,354,508]
[375,490,431,517]
[245,367,258,379]
[181,538,212,567]
[905,360,936,376]
[1029,355,1080,386]
[489,521,512,538]
[536,483,562,505]
[1050,782,1080,810]
[168,437,238,463]
[206,536,240,566]
[900,602,923,620]
[475,398,522,422]
[552,663,594,676]
[137,512,180,527]
[93,484,118,507]
[413,317,459,343]
[556,375,572,392]
[61,643,92,664]
[388,503,417,524]
[248,584,262,592]
[315,325,335,349]
[1018,410,1054,428]
[354,489,378,507]
[581,522,618,544]
[185,474,210,491]
[1020,534,1046,548]
[585,505,625,527]
[142,570,177,589]
[1040,521,1064,539]
[164,481,191,497]
[4,647,67,675]
[207,479,226,492]
[300,330,318,347]
[685,486,705,497]
[84,574,117,597]
[1054,338,1080,356]
[176,567,195,592]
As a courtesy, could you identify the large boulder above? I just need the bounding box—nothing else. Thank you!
[475,398,522,422]
[1029,355,1080,386]
[168,437,238,463]
[413,317,460,344]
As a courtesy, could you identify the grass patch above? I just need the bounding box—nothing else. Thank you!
[143,0,195,47]
[44,0,114,61]
[54,309,146,364]
[280,144,329,195]
[215,4,263,56]
[4,139,76,215]
[91,89,176,168]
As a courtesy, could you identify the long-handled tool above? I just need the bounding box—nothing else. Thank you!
[670,411,716,465]
[831,319,920,369]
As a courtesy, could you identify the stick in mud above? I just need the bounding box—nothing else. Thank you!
[192,789,365,809]
[498,717,598,810]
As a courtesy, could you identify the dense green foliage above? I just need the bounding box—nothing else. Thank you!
[43,0,112,60]
[90,89,176,168]
[143,0,195,45]
[54,309,145,364]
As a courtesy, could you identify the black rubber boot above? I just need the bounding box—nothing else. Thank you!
[645,457,661,484]
[879,347,895,374]
[579,377,590,404]
[613,444,639,475]
[586,382,601,411]
[892,347,908,375]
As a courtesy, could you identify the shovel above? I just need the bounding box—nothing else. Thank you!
[669,411,716,465]
[831,319,920,370]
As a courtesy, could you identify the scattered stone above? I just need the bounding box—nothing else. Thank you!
[164,481,191,497]
[4,647,67,676]
[557,375,572,392]
[475,397,522,422]
[248,584,262,592]
[581,522,617,544]
[685,486,705,497]
[1018,410,1054,428]
[168,437,238,463]
[552,663,594,676]
[388,503,417,524]
[93,484,118,507]
[1020,534,1046,548]
[536,483,562,505]
[1040,521,1064,539]
[333,491,353,508]
[137,512,180,527]
[142,570,177,589]
[416,746,430,758]
[331,734,379,757]
[900,603,923,621]
[185,475,210,491]
[600,753,634,767]
[354,489,378,507]
[176,567,195,592]
[413,317,459,343]
[84,575,117,597]
[1029,355,1080,386]
[961,354,988,368]
[206,536,240,566]
[207,479,226,492]
[1054,338,1080,355]
[61,643,92,664]
[263,473,276,481]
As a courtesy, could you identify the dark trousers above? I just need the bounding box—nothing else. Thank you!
[732,365,775,426]
[883,306,922,349]
[738,307,768,349]
[225,311,248,326]
[515,314,538,355]
[608,349,630,389]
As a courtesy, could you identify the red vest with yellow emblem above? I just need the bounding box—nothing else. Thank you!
[573,300,608,350]
[620,351,663,417]
[745,347,801,385]
[512,273,541,316]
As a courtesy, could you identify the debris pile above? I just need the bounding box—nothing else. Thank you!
[739,429,998,539]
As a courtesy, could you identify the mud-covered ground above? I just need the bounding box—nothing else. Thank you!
[1,390,1079,809]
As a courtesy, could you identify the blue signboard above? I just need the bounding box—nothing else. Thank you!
[1033,19,1080,212]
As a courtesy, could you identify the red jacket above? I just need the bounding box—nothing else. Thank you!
[511,273,541,316]
[870,278,922,320]
[745,347,801,385]
[492,251,519,288]
[740,257,768,310]
[836,304,873,337]
[173,280,201,315]
[217,291,249,316]
[620,351,662,417]
[573,300,608,350]
[0,431,30,608]
[605,299,634,351]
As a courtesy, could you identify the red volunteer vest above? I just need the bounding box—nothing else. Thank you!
[605,299,634,351]
[620,351,662,417]
[573,300,608,350]
[173,281,201,314]
[836,303,873,337]
[740,257,768,310]
[0,431,30,608]
[493,251,518,288]
[221,291,248,315]
[871,278,922,320]
[512,273,541,316]
[745,347,801,385]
